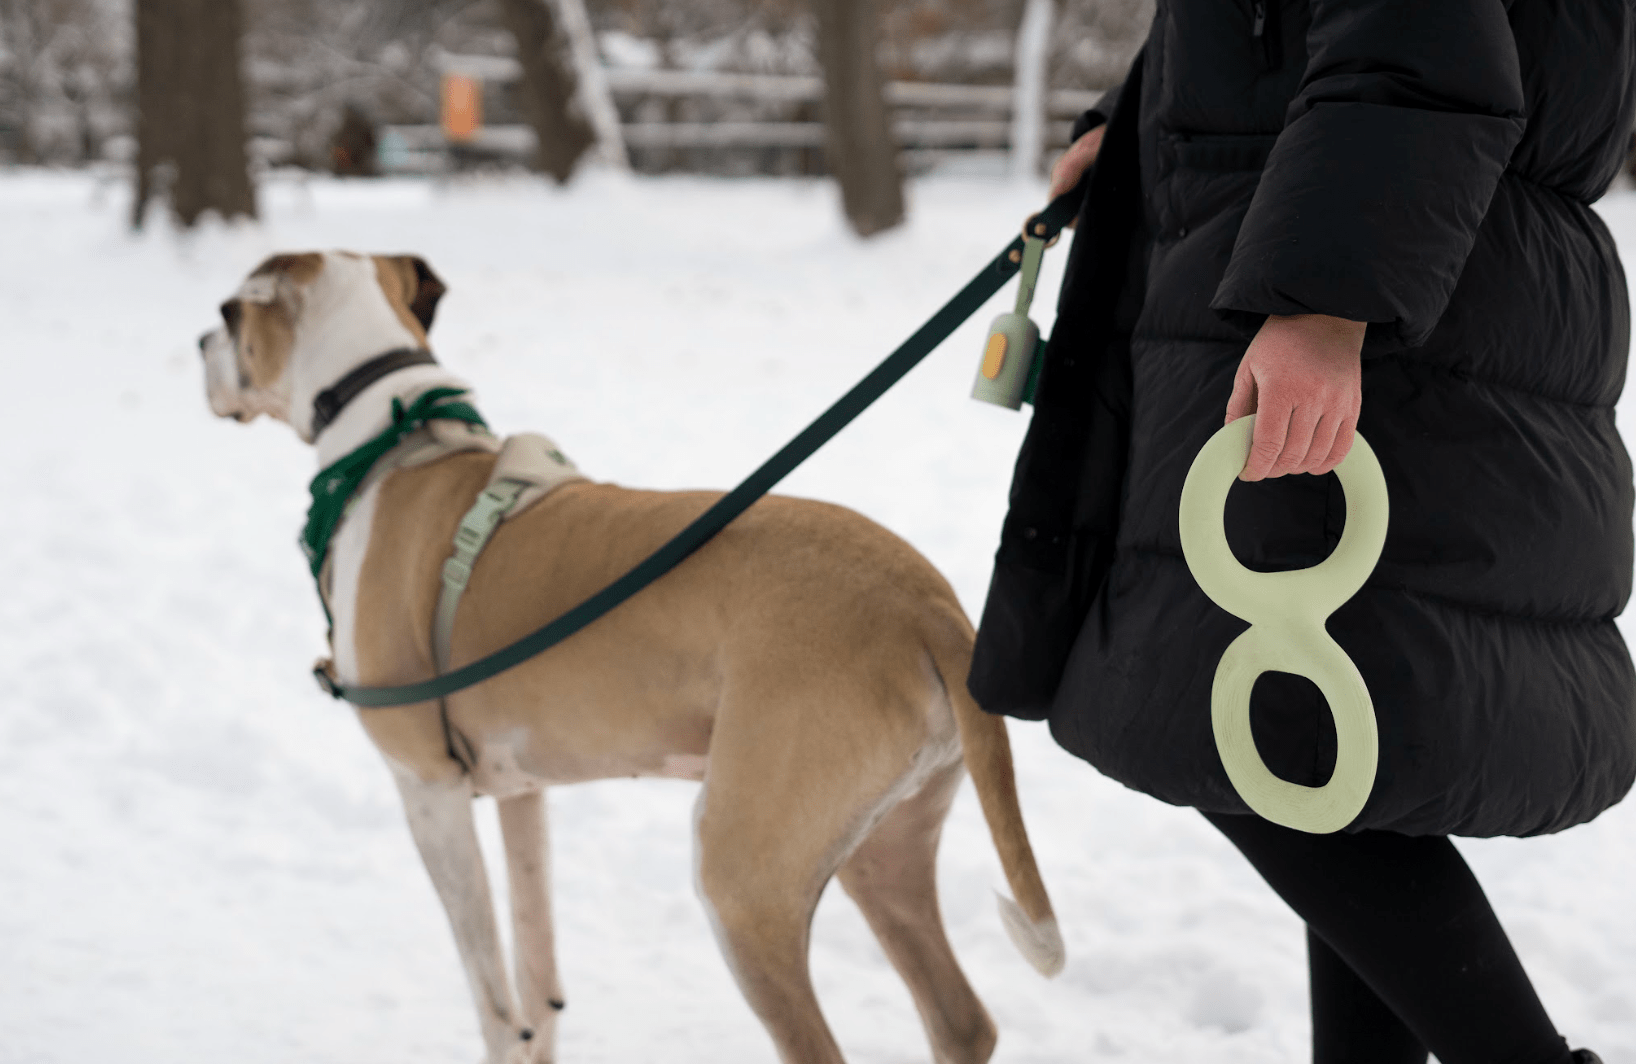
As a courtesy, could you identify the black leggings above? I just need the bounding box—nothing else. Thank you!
[1204,812,1571,1064]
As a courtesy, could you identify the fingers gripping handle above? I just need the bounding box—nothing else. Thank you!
[1182,418,1388,625]
[1178,416,1390,834]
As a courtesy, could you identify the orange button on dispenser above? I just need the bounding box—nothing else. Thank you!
[981,332,1008,380]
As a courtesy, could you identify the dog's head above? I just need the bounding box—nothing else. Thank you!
[200,251,447,441]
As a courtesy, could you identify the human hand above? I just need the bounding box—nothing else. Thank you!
[1051,125,1104,200]
[1225,314,1366,481]
[1023,125,1105,240]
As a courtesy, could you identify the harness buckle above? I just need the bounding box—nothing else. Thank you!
[442,555,474,592]
[452,485,515,555]
[312,658,343,699]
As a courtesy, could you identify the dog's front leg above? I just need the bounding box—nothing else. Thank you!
[498,790,564,1061]
[393,771,528,1064]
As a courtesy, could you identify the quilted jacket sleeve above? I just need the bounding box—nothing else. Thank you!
[1211,1,1528,349]
[1070,79,1126,142]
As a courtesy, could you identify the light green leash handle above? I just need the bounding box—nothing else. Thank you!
[1178,415,1390,834]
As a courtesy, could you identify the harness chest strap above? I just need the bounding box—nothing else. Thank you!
[310,406,500,621]
[304,394,579,697]
[303,386,488,595]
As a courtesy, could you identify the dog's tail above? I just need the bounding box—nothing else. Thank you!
[930,627,1065,978]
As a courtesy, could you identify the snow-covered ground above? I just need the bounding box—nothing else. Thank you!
[5,167,1636,1064]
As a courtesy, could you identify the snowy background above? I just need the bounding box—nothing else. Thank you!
[4,168,1636,1063]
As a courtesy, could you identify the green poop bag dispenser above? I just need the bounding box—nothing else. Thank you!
[972,235,1047,409]
[1179,416,1391,834]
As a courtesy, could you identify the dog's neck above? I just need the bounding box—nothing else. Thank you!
[312,361,476,469]
[281,252,457,452]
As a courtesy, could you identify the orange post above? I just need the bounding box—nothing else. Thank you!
[441,74,482,143]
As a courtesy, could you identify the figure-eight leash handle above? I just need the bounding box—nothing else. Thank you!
[1178,415,1390,834]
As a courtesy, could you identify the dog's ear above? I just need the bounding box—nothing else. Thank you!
[249,252,323,291]
[386,255,446,333]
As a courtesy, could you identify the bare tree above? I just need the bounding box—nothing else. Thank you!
[133,0,256,227]
[811,0,903,235]
[552,0,626,168]
[243,0,468,169]
[0,0,51,162]
[498,0,596,180]
[1052,0,1151,90]
[0,0,125,163]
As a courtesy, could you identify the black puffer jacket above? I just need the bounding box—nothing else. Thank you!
[971,0,1636,836]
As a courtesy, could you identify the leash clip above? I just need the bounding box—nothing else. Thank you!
[312,658,343,699]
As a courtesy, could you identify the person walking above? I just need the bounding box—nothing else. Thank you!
[971,3,1636,1062]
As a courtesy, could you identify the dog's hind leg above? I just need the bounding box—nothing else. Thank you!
[693,782,846,1064]
[497,789,564,1062]
[836,760,996,1064]
[394,772,526,1064]
[693,672,941,1064]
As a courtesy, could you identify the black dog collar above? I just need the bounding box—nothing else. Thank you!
[310,347,439,439]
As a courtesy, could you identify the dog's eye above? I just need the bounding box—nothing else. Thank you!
[219,299,243,335]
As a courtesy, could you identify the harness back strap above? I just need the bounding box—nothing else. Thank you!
[433,478,529,672]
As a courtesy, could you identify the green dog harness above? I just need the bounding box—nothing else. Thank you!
[302,386,487,599]
[304,383,584,699]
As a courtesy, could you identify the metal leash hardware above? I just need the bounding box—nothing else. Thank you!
[1178,415,1390,834]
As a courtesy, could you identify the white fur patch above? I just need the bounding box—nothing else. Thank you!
[328,477,382,684]
[236,275,278,304]
[201,326,242,418]
[997,895,1065,978]
[659,754,708,781]
[290,252,424,443]
[470,730,544,799]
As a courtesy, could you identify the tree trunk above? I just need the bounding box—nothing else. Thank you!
[0,0,43,164]
[811,0,904,237]
[549,0,628,169]
[1011,0,1057,181]
[498,0,596,182]
[133,0,255,228]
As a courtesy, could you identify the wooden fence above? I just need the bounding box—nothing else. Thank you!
[379,58,1106,173]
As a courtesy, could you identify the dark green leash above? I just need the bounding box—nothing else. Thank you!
[317,188,1085,707]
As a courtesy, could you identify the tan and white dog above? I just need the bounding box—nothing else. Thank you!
[199,250,1062,1064]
